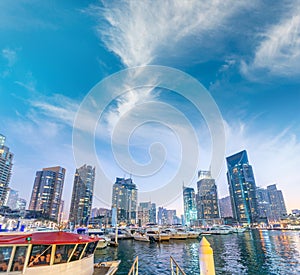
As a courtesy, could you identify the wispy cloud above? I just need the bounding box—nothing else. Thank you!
[29,94,79,127]
[1,48,18,77]
[88,0,253,68]
[241,5,300,79]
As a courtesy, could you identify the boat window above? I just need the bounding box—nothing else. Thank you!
[10,246,27,272]
[28,245,52,267]
[0,246,12,273]
[69,244,85,262]
[54,244,75,264]
[82,242,97,258]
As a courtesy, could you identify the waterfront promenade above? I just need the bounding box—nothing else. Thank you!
[95,230,300,275]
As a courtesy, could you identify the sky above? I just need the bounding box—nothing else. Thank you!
[1,0,300,216]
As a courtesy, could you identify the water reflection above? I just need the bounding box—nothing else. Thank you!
[94,230,300,274]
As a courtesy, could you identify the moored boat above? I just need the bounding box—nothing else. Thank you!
[165,228,188,240]
[94,260,120,275]
[133,232,150,242]
[0,231,117,275]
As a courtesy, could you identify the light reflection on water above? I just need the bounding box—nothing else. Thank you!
[94,230,300,274]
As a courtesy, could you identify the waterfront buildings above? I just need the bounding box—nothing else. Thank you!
[219,196,233,218]
[28,166,65,221]
[5,188,18,209]
[111,177,138,224]
[183,186,197,226]
[196,171,220,221]
[157,207,178,225]
[0,134,14,207]
[256,184,287,223]
[69,165,95,226]
[226,150,259,225]
[138,201,156,226]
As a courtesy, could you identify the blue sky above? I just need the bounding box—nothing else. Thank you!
[1,1,300,215]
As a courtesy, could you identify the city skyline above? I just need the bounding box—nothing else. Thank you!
[1,1,300,214]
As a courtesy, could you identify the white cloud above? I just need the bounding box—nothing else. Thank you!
[2,48,17,67]
[241,5,300,78]
[88,0,252,68]
[29,94,79,127]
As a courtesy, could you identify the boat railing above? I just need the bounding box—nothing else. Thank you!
[128,256,138,275]
[170,256,186,275]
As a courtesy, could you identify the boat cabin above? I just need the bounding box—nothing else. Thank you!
[0,231,99,275]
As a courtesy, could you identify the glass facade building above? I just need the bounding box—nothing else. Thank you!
[138,201,156,226]
[29,166,65,221]
[69,165,95,226]
[196,171,220,220]
[226,150,258,225]
[0,134,14,207]
[183,187,197,226]
[111,177,137,224]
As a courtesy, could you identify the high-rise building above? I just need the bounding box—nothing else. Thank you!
[266,184,287,222]
[111,177,138,224]
[0,134,14,207]
[29,166,65,221]
[256,187,272,219]
[138,202,156,226]
[69,165,95,226]
[157,207,177,225]
[219,196,233,218]
[226,150,258,225]
[183,186,197,226]
[196,171,219,220]
[16,198,27,211]
[5,188,19,210]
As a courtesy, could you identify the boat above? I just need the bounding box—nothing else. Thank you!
[0,231,118,275]
[165,228,188,240]
[159,230,171,241]
[94,260,120,275]
[87,229,110,249]
[200,225,231,235]
[186,229,200,239]
[133,232,150,242]
[145,227,161,242]
[232,227,246,233]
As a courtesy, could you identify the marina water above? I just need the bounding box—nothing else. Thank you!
[94,230,300,274]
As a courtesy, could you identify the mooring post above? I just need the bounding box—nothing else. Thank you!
[199,237,216,275]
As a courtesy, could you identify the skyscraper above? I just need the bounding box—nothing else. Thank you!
[226,150,258,225]
[29,166,65,221]
[196,171,219,220]
[5,188,19,210]
[111,177,137,224]
[219,196,233,218]
[183,186,197,226]
[0,134,14,207]
[138,201,156,226]
[256,187,272,219]
[266,184,287,222]
[69,165,95,226]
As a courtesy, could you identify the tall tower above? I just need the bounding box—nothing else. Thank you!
[111,177,137,224]
[267,184,287,222]
[226,150,258,225]
[29,166,65,221]
[0,134,14,207]
[196,171,220,221]
[183,186,197,226]
[69,165,95,226]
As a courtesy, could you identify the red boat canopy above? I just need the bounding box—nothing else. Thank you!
[0,231,99,245]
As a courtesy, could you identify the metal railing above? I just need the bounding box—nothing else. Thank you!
[170,256,186,275]
[128,256,139,275]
